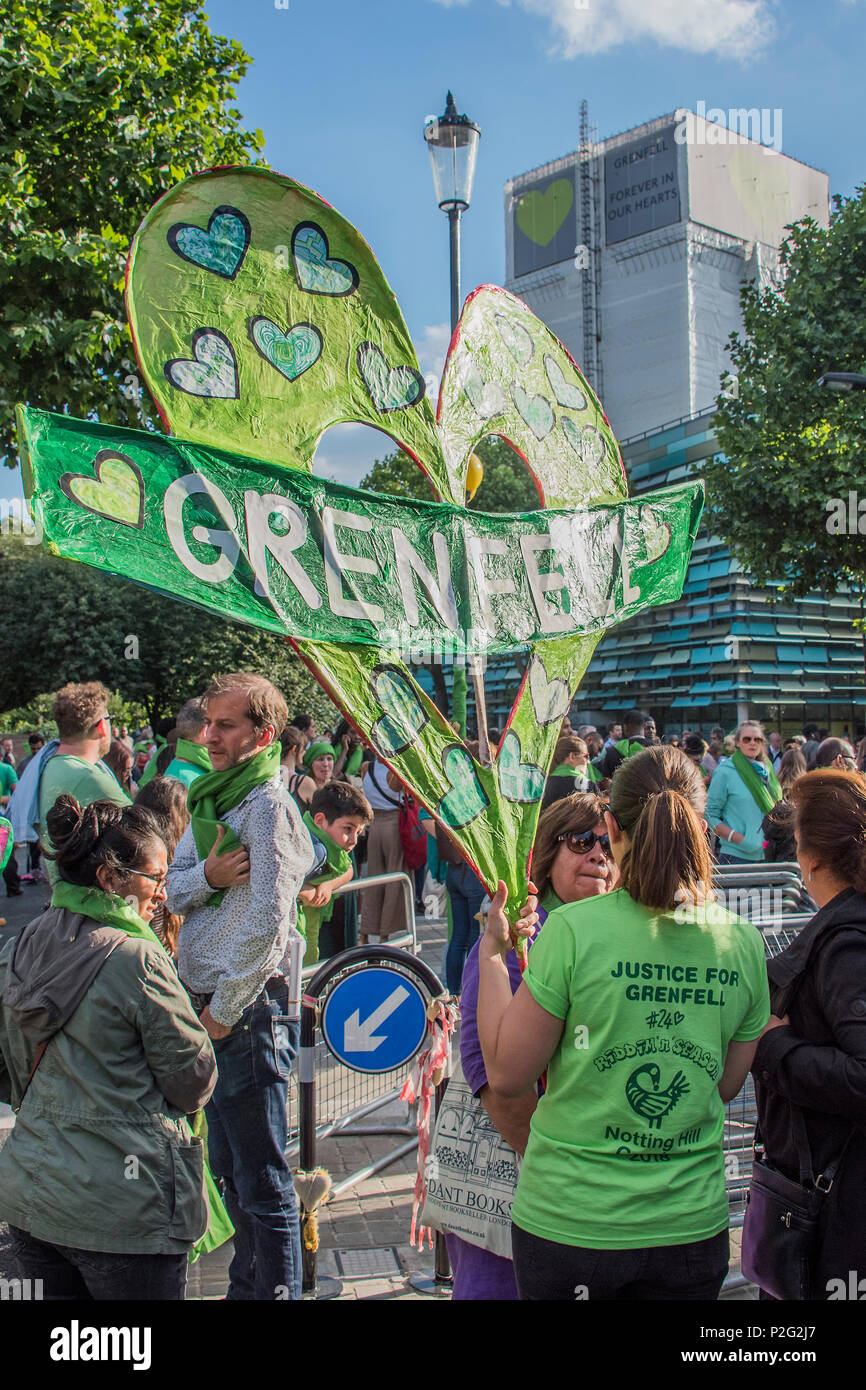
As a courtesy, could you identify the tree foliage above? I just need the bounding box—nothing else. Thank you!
[0,0,265,465]
[706,189,866,596]
[360,435,539,512]
[0,536,337,727]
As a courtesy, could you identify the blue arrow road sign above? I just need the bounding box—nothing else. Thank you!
[321,968,428,1074]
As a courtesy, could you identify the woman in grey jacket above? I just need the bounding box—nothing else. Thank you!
[0,796,217,1300]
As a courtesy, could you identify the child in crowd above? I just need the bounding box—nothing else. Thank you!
[298,781,372,966]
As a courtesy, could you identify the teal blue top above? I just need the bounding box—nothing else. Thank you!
[163,757,208,790]
[705,756,769,861]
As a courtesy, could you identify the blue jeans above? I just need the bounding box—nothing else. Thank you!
[511,1224,730,1300]
[445,862,487,994]
[206,980,302,1301]
[7,1226,187,1300]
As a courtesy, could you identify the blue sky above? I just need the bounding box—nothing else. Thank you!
[203,0,866,483]
[6,0,866,500]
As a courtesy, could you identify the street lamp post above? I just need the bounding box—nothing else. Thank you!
[424,92,481,335]
[423,93,493,761]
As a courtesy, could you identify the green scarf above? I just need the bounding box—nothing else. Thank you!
[173,738,212,773]
[301,809,351,931]
[51,881,164,947]
[550,762,578,777]
[615,737,647,759]
[187,743,281,904]
[731,748,782,816]
[303,810,352,881]
[344,744,363,778]
[302,740,337,769]
[50,880,233,1263]
[540,887,564,919]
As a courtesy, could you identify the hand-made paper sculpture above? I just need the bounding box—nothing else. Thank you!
[18,167,703,918]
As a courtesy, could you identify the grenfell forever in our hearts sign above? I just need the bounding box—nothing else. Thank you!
[18,166,703,917]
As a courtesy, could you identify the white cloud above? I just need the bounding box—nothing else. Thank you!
[437,0,777,60]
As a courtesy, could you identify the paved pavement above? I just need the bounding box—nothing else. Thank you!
[0,879,754,1301]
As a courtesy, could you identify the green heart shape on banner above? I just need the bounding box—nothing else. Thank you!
[292,221,359,297]
[513,383,555,440]
[516,178,574,247]
[438,745,490,828]
[562,416,607,467]
[59,450,144,528]
[498,731,545,804]
[22,166,704,921]
[164,328,239,399]
[641,505,672,563]
[357,341,425,413]
[545,354,587,411]
[370,666,429,757]
[527,654,571,726]
[462,361,509,421]
[249,317,323,382]
[167,205,250,280]
[495,313,534,366]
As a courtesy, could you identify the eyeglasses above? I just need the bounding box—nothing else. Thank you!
[557,830,613,857]
[130,868,168,889]
[740,735,762,744]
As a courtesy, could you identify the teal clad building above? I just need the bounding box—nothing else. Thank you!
[575,408,866,738]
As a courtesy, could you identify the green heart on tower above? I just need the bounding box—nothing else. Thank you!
[21,167,704,921]
[516,178,574,247]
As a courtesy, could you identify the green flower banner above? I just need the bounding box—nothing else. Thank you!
[19,165,704,916]
[20,407,701,657]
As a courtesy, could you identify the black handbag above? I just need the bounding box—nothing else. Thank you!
[742,915,857,1300]
[741,1109,852,1300]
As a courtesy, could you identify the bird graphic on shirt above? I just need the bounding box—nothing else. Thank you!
[625,1063,690,1129]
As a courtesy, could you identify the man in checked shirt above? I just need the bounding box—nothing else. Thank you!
[166,672,316,1301]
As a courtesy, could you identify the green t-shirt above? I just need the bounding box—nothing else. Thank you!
[513,887,770,1249]
[39,754,132,885]
[0,762,18,801]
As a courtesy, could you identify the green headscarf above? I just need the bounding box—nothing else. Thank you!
[303,741,337,770]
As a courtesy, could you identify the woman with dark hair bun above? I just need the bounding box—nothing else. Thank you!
[477,745,770,1301]
[135,777,192,956]
[749,770,866,1299]
[0,795,218,1300]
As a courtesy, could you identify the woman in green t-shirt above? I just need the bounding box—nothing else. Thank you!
[477,746,770,1300]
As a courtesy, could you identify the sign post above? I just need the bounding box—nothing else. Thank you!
[297,946,448,1298]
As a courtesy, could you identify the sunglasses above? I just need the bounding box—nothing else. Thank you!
[557,830,613,857]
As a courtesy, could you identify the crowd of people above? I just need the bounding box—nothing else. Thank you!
[0,686,865,1301]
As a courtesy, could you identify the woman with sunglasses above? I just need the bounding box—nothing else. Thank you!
[444,793,616,1300]
[477,746,769,1300]
[0,796,217,1299]
[705,721,782,864]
